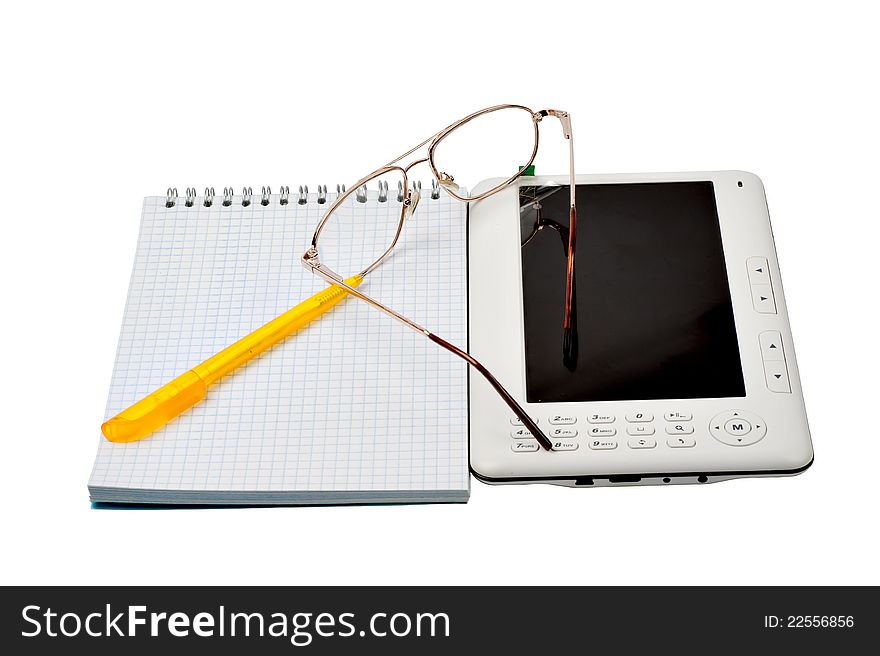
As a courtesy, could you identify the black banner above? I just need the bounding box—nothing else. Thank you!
[1,586,874,654]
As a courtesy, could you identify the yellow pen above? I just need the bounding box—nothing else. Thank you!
[101,274,363,443]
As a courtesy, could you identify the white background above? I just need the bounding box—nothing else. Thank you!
[2,0,878,585]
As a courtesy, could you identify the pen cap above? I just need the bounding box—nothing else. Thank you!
[101,370,207,442]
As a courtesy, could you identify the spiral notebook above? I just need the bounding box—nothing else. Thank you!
[89,183,470,505]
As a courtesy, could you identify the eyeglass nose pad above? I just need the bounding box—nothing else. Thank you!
[438,173,460,192]
[405,189,421,218]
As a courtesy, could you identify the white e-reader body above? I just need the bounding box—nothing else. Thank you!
[468,172,812,486]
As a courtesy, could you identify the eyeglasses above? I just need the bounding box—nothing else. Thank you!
[302,104,577,451]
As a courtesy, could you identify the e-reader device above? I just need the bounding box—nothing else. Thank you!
[468,171,812,486]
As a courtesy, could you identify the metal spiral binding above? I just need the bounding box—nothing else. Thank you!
[394,181,421,202]
[164,179,440,206]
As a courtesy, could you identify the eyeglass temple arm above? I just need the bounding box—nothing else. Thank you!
[302,258,552,450]
[539,110,578,364]
[546,111,577,318]
[427,333,551,450]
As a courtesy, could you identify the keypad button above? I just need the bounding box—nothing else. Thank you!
[710,410,767,446]
[588,439,617,450]
[747,257,771,285]
[627,437,657,449]
[511,440,540,452]
[667,437,696,448]
[626,425,655,436]
[665,423,694,435]
[510,428,533,439]
[751,284,777,314]
[510,416,538,426]
[759,330,785,361]
[626,411,653,422]
[548,414,577,425]
[549,427,578,438]
[587,413,615,424]
[764,360,791,393]
[664,411,692,421]
[587,426,616,437]
[724,418,752,436]
[551,440,579,451]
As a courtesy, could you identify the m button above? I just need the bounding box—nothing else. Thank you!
[724,419,752,436]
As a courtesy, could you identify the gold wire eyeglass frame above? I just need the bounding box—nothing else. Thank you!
[302,104,577,451]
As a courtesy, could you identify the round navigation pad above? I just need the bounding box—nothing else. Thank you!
[710,410,767,447]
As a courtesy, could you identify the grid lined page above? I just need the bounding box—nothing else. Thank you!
[89,191,469,500]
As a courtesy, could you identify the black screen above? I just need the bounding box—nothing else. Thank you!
[520,182,745,402]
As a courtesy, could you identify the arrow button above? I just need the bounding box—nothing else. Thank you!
[760,331,785,361]
[764,360,791,393]
[747,256,771,285]
[751,284,777,314]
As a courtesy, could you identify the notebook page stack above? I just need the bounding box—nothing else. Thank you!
[89,187,469,504]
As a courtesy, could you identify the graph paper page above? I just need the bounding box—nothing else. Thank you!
[89,191,469,498]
